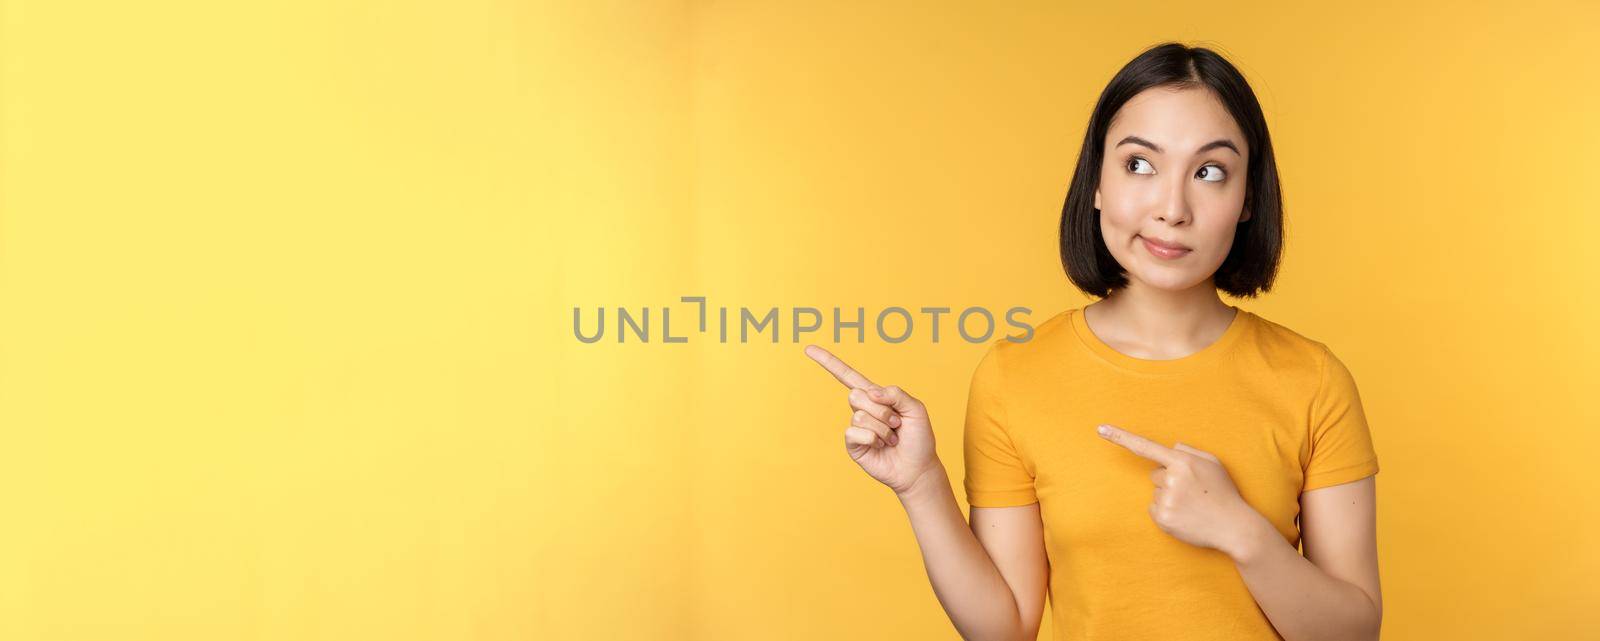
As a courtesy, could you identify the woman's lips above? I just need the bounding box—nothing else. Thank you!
[1140,235,1191,259]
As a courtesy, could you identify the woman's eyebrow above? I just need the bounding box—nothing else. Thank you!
[1115,135,1241,156]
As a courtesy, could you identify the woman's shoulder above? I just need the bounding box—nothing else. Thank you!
[987,306,1072,346]
[978,307,1077,370]
[1239,308,1344,371]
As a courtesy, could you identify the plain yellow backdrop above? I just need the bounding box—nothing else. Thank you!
[2,1,1596,639]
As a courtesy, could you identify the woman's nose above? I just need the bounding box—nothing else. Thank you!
[1155,174,1192,224]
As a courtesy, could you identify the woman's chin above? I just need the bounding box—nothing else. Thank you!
[1128,268,1206,292]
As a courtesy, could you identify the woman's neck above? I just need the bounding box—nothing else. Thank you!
[1084,282,1236,360]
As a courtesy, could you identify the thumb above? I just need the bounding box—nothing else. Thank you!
[868,385,925,419]
[1173,442,1219,462]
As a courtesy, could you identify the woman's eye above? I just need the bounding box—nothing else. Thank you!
[1197,165,1226,182]
[1126,157,1154,174]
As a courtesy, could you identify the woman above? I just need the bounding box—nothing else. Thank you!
[804,42,1381,641]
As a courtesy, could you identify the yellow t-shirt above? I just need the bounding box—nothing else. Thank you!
[962,305,1379,641]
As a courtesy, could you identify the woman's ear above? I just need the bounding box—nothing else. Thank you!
[1239,206,1251,223]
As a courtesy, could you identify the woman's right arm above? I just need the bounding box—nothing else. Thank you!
[802,345,1048,641]
[896,462,1049,641]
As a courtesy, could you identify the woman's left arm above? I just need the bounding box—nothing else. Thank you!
[1230,476,1382,641]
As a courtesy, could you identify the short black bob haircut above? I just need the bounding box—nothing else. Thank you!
[1060,42,1283,299]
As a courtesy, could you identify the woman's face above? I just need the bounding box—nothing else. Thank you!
[1095,86,1251,292]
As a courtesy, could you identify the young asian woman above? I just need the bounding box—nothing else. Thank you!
[805,42,1381,641]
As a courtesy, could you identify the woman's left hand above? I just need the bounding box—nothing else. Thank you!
[1096,423,1267,560]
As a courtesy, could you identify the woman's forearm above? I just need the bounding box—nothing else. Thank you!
[894,462,1028,641]
[1228,514,1381,641]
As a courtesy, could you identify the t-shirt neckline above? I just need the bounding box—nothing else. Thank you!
[1069,304,1252,375]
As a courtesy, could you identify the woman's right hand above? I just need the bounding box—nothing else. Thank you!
[803,344,942,497]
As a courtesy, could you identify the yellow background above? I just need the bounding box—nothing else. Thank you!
[2,1,1596,639]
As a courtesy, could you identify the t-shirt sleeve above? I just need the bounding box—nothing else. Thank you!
[962,340,1037,507]
[1303,344,1381,491]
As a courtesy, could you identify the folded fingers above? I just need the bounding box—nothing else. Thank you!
[847,387,901,428]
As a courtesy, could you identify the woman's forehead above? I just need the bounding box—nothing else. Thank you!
[1106,87,1246,155]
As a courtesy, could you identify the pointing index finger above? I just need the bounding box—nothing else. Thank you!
[1097,424,1180,467]
[803,344,879,391]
